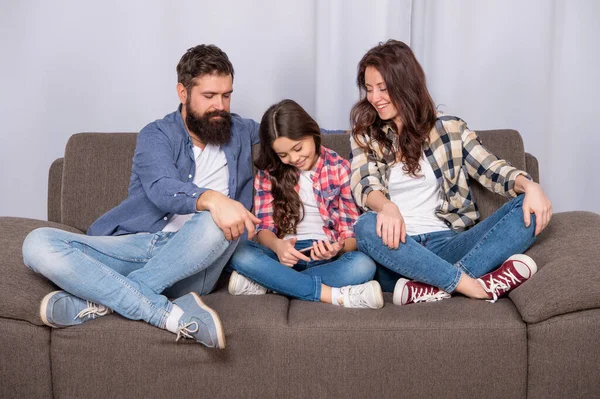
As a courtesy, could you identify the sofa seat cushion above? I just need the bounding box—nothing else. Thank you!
[49,291,528,399]
[510,211,600,323]
[0,318,53,398]
[284,295,526,398]
[50,289,293,398]
[0,217,82,325]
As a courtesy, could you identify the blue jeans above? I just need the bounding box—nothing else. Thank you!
[354,195,536,293]
[22,211,238,329]
[229,239,376,301]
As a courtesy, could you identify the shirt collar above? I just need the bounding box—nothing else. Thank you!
[176,104,194,146]
[309,146,326,180]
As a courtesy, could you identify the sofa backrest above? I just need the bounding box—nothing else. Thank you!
[50,130,536,233]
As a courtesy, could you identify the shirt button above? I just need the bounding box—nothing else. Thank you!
[188,174,192,179]
[163,217,168,221]
[192,192,197,196]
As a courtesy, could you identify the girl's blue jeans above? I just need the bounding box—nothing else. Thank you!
[354,195,536,293]
[229,239,376,301]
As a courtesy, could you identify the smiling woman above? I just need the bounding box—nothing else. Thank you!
[349,40,552,306]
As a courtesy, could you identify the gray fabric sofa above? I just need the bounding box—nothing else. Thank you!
[1,130,599,399]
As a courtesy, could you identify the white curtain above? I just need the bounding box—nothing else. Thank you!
[409,0,600,214]
[1,0,597,219]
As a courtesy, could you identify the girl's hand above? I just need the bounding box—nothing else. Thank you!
[309,238,345,261]
[377,202,406,249]
[274,237,311,267]
[521,181,552,236]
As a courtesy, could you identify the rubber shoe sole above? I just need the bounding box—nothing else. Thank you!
[189,292,226,349]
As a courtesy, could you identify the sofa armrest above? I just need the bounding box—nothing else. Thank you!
[0,217,82,325]
[509,211,600,323]
[525,152,539,183]
[48,158,63,223]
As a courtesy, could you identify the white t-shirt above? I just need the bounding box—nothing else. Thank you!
[388,154,450,236]
[163,144,229,232]
[284,170,329,242]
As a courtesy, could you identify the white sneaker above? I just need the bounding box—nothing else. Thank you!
[228,271,267,296]
[339,280,384,309]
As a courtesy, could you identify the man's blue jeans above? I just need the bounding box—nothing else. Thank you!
[354,195,537,293]
[230,239,376,301]
[22,211,237,329]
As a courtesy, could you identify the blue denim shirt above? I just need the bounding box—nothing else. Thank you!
[88,106,260,236]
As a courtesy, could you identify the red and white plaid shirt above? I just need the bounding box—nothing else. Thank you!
[254,146,359,241]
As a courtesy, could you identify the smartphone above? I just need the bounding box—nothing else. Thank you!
[298,241,337,253]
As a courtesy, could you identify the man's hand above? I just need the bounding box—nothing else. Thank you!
[197,191,261,240]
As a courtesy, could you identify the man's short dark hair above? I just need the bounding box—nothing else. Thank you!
[176,44,234,91]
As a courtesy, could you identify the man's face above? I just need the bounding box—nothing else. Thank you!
[179,73,233,146]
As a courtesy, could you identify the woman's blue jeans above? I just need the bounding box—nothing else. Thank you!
[22,211,238,329]
[229,239,376,301]
[354,195,537,293]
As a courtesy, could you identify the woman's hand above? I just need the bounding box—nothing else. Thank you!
[377,201,406,249]
[309,239,345,261]
[274,237,311,267]
[518,178,552,236]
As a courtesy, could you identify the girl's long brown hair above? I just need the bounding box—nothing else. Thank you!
[255,99,321,238]
[350,39,436,176]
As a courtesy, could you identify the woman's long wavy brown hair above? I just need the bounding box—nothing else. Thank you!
[350,39,437,176]
[255,99,322,238]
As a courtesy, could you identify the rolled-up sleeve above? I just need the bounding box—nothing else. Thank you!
[253,170,278,235]
[461,126,531,198]
[336,160,359,239]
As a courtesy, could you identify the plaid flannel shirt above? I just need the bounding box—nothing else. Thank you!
[254,146,359,241]
[349,114,530,231]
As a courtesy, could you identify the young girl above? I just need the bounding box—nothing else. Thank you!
[228,99,383,309]
[350,40,552,306]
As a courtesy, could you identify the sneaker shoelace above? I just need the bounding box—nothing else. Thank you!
[340,284,368,307]
[409,286,450,304]
[241,279,264,295]
[175,321,199,342]
[481,268,521,303]
[74,301,111,321]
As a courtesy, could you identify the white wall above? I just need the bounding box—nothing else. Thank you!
[1,0,598,219]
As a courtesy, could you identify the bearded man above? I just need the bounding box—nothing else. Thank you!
[22,45,260,349]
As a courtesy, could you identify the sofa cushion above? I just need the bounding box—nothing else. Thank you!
[0,217,82,325]
[527,308,600,398]
[285,295,527,398]
[61,133,137,233]
[0,319,52,398]
[510,211,600,323]
[48,290,527,399]
[50,287,293,398]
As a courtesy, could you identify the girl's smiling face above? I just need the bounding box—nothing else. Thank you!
[272,136,318,171]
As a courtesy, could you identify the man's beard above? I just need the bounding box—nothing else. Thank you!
[185,102,232,146]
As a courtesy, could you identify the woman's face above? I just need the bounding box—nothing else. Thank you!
[272,136,318,171]
[364,66,401,127]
